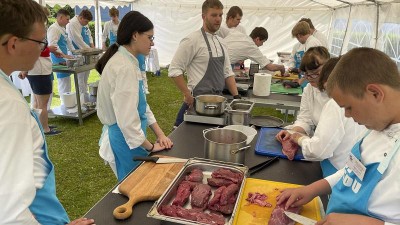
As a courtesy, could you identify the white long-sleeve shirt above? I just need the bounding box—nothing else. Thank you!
[47,21,75,54]
[97,46,156,162]
[168,29,234,92]
[299,99,367,169]
[66,16,93,49]
[313,30,329,49]
[289,35,322,68]
[0,71,48,225]
[216,23,246,38]
[102,20,119,41]
[28,56,52,75]
[224,30,271,67]
[325,124,400,225]
[287,83,330,135]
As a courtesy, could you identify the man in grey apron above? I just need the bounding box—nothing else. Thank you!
[168,0,240,128]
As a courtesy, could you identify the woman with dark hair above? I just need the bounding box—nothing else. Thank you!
[96,11,173,181]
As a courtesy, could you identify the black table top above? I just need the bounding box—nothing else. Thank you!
[84,122,325,225]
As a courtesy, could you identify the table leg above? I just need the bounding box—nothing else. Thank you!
[73,72,83,125]
[284,109,289,123]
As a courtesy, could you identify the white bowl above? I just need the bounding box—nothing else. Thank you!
[223,125,257,144]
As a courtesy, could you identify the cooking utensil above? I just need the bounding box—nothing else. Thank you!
[248,156,279,175]
[113,158,184,220]
[226,99,254,125]
[250,115,284,128]
[284,211,317,225]
[133,156,187,164]
[195,95,227,116]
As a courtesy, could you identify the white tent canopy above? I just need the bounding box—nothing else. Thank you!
[37,0,400,67]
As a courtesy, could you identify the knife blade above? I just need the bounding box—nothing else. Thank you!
[133,156,187,164]
[284,211,317,225]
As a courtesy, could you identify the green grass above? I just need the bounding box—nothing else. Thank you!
[44,69,293,219]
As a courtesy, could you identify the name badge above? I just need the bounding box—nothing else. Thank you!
[346,152,366,181]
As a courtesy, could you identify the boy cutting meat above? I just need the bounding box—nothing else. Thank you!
[276,48,400,225]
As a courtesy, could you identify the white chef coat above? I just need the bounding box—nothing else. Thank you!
[47,21,75,54]
[299,99,368,169]
[286,83,330,135]
[102,20,119,42]
[216,23,246,38]
[168,29,234,92]
[66,16,93,49]
[325,123,400,225]
[313,30,329,49]
[0,70,48,224]
[28,56,52,75]
[288,35,322,68]
[224,30,271,67]
[97,46,157,162]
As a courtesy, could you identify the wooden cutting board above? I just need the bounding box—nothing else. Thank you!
[113,155,184,220]
[233,178,322,225]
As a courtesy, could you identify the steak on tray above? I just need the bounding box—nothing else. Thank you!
[191,184,212,209]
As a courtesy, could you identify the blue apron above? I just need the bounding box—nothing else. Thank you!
[137,54,146,72]
[73,26,90,49]
[108,80,149,181]
[109,28,117,46]
[294,50,304,70]
[327,131,400,217]
[320,159,338,178]
[0,70,69,224]
[51,33,70,79]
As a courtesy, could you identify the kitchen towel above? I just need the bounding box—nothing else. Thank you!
[60,92,76,108]
[253,73,272,96]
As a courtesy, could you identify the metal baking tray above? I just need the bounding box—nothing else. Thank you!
[250,115,284,128]
[148,158,249,225]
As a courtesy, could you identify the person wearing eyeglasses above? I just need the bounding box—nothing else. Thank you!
[276,47,331,151]
[48,9,76,106]
[224,27,285,75]
[278,57,367,177]
[95,11,173,181]
[0,1,94,224]
[169,0,240,128]
[67,9,94,104]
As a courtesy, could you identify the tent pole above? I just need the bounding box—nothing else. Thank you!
[94,0,102,49]
[374,2,380,49]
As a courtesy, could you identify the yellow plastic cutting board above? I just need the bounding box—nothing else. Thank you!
[233,178,322,225]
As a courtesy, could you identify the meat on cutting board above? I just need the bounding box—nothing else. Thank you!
[211,168,243,184]
[245,192,272,207]
[172,181,193,206]
[268,200,301,225]
[207,177,234,187]
[281,139,299,160]
[185,168,204,182]
[191,184,212,209]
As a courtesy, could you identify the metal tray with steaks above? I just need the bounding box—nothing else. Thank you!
[148,158,248,225]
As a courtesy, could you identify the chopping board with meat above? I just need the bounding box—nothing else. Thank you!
[232,178,322,225]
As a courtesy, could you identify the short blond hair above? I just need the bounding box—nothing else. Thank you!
[292,21,311,37]
[326,48,400,98]
[109,7,119,17]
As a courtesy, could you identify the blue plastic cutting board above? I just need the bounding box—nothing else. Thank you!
[255,127,304,160]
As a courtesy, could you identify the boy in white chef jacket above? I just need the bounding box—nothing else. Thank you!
[277,48,400,225]
[66,9,94,102]
[102,7,119,50]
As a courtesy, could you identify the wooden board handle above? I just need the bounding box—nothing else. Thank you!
[113,195,148,220]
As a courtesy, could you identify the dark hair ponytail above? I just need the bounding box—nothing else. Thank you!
[95,11,153,74]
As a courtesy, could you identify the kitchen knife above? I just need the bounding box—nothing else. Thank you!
[133,156,187,164]
[284,211,317,225]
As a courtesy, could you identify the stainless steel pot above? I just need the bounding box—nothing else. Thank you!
[195,95,226,116]
[203,128,250,164]
[88,83,98,96]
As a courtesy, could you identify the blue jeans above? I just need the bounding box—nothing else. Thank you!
[174,102,189,127]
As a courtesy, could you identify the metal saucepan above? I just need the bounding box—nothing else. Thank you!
[195,95,227,116]
[203,128,250,164]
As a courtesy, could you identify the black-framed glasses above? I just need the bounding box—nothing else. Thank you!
[304,65,322,79]
[2,37,48,52]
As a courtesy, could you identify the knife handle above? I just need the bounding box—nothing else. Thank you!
[132,156,159,162]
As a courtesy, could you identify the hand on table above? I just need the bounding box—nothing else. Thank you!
[67,218,95,225]
[157,135,173,149]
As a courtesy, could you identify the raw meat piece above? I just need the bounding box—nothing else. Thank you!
[172,181,192,206]
[207,177,234,187]
[268,200,301,225]
[245,192,272,207]
[176,207,202,221]
[191,184,212,209]
[209,186,226,206]
[185,168,203,182]
[281,139,299,160]
[196,212,225,225]
[158,205,181,217]
[181,180,199,189]
[208,186,238,215]
[211,168,243,184]
[220,183,239,206]
[208,202,235,215]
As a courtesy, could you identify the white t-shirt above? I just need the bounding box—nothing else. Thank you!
[325,123,400,225]
[289,35,322,68]
[28,57,52,75]
[168,29,234,92]
[313,30,329,49]
[216,23,246,38]
[97,46,156,162]
[0,71,48,224]
[102,20,119,41]
[286,83,330,135]
[299,99,367,170]
[224,30,271,68]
